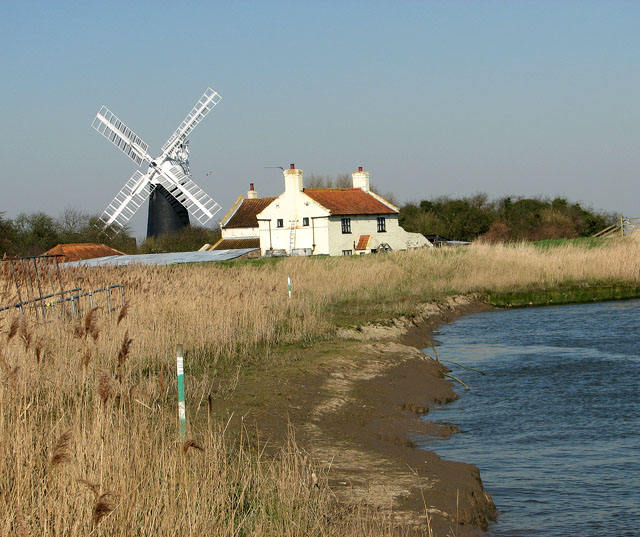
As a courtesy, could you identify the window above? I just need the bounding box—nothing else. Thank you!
[302,217,309,226]
[342,249,353,256]
[276,219,283,228]
[341,218,351,234]
[377,217,386,232]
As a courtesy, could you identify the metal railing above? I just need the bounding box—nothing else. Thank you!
[1,254,126,321]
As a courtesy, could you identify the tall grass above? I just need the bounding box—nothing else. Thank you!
[1,238,637,535]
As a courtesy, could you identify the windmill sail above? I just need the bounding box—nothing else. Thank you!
[92,87,222,238]
[155,166,221,225]
[100,170,152,233]
[92,106,151,166]
[161,88,221,156]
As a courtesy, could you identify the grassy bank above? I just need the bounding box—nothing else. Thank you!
[1,237,638,535]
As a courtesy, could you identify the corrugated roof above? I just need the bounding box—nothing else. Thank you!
[43,243,125,262]
[224,198,276,228]
[355,235,371,250]
[304,189,397,215]
[211,238,260,250]
[61,249,259,268]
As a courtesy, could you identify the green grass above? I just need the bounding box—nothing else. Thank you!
[485,283,640,307]
[530,236,613,250]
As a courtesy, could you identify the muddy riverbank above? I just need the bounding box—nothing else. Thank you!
[221,296,497,536]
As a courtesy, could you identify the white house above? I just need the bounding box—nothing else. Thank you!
[210,184,275,251]
[256,165,432,256]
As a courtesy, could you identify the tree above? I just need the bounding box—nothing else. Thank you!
[12,212,61,256]
[0,212,16,257]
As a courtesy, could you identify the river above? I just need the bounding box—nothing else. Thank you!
[420,299,640,537]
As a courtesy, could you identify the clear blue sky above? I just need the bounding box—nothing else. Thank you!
[1,1,638,237]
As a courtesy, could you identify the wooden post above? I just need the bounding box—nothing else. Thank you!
[621,215,625,237]
[176,344,187,440]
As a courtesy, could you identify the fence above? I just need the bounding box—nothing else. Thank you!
[0,254,125,321]
[593,217,640,238]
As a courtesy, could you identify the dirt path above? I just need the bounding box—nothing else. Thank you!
[222,296,497,536]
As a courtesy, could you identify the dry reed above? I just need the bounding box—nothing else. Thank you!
[0,238,636,536]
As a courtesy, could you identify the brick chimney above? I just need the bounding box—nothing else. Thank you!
[284,163,303,192]
[247,183,258,199]
[352,166,370,192]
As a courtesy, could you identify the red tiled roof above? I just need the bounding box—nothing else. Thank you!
[224,198,276,229]
[304,189,397,215]
[355,235,371,250]
[211,238,260,250]
[43,243,124,262]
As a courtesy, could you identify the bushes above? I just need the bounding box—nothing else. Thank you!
[399,194,617,242]
[0,208,219,257]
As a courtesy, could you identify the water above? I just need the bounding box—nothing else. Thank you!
[419,299,640,537]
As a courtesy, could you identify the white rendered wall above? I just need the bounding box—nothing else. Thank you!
[257,189,330,255]
[326,215,431,256]
[222,226,259,239]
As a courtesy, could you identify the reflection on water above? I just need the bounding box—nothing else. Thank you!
[420,299,640,537]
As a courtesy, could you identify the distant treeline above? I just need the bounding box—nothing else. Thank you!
[0,195,618,257]
[0,208,221,258]
[399,194,618,242]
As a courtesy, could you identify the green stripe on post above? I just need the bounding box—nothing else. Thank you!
[176,344,187,440]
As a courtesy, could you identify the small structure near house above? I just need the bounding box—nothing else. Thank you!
[206,184,275,257]
[43,243,125,263]
[256,165,431,256]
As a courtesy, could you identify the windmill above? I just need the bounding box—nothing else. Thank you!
[91,88,222,238]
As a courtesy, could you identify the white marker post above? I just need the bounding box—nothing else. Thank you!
[176,344,187,440]
[288,276,292,299]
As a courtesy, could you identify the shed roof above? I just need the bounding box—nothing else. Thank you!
[223,198,276,229]
[43,243,125,262]
[210,238,260,250]
[303,188,397,216]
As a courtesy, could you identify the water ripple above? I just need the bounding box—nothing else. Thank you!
[419,299,640,537]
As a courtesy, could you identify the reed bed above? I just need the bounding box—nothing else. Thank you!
[1,237,637,535]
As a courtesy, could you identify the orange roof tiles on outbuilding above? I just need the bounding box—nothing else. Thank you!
[303,188,397,216]
[43,243,125,262]
[223,198,276,229]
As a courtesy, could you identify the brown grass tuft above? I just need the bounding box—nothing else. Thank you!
[7,317,20,341]
[117,303,129,326]
[77,478,101,497]
[49,429,72,469]
[34,340,44,365]
[19,323,31,351]
[97,371,113,404]
[84,307,100,341]
[116,331,132,382]
[73,324,84,339]
[117,331,132,368]
[92,492,115,526]
[182,439,204,455]
[80,349,92,369]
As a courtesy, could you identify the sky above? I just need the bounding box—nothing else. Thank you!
[1,1,638,238]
